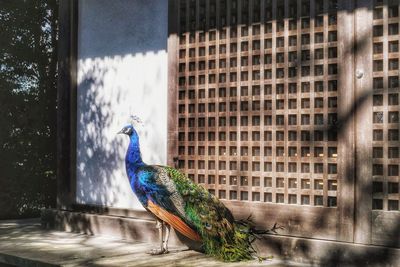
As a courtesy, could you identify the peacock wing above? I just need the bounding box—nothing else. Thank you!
[137,165,201,241]
[162,166,235,239]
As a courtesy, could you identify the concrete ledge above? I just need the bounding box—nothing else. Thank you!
[42,208,400,266]
[0,220,307,267]
[0,252,57,267]
[258,235,400,266]
[41,208,199,249]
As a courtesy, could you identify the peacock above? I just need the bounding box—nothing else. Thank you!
[118,117,280,262]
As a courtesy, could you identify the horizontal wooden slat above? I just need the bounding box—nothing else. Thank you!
[371,211,400,247]
[223,200,338,240]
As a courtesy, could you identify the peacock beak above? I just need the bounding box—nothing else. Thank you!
[117,129,124,135]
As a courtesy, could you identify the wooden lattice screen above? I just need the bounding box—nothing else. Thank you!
[168,0,399,245]
[366,0,400,247]
[176,0,339,207]
[371,0,400,213]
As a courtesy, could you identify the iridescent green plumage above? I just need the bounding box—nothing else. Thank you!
[163,166,263,262]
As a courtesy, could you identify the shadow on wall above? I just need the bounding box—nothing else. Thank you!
[75,0,168,209]
[77,64,123,208]
[79,0,167,59]
[76,53,168,209]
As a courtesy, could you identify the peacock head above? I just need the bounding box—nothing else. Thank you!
[117,116,142,137]
[118,124,135,136]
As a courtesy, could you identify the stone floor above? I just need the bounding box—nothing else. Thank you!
[0,219,311,267]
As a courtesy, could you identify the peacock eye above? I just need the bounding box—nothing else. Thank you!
[205,222,212,230]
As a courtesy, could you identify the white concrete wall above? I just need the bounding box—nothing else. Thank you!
[76,0,168,209]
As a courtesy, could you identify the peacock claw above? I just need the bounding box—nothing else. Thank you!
[269,222,285,234]
[147,248,168,255]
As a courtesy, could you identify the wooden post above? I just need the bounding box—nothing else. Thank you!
[168,0,179,168]
[57,0,78,210]
[354,0,373,245]
[337,0,355,243]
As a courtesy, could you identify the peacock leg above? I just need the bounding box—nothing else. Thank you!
[162,223,171,254]
[147,218,165,255]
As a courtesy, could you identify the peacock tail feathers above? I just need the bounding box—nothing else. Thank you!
[202,221,256,262]
[163,166,271,262]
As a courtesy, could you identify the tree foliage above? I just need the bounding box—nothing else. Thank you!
[0,0,58,219]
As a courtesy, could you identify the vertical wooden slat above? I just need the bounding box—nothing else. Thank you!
[381,0,389,212]
[296,0,303,205]
[232,0,240,200]
[354,0,374,245]
[259,0,266,202]
[310,0,317,206]
[167,0,179,168]
[197,0,202,185]
[237,0,243,201]
[283,0,291,203]
[337,0,355,242]
[271,0,277,203]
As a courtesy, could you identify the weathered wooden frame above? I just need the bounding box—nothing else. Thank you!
[167,0,357,242]
[56,0,399,249]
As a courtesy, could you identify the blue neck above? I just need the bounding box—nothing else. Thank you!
[126,133,145,170]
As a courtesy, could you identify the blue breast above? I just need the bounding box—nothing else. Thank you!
[125,128,175,210]
[125,130,160,206]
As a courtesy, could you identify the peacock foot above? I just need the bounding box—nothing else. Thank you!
[147,248,169,255]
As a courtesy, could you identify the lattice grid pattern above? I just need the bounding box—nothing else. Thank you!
[372,0,400,211]
[176,0,339,207]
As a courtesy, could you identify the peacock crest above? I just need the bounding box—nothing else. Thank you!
[130,115,143,125]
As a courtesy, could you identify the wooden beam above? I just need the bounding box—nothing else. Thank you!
[57,0,78,209]
[168,0,179,168]
[354,0,374,245]
[337,0,355,242]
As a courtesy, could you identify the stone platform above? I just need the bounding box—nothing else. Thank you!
[0,219,306,267]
